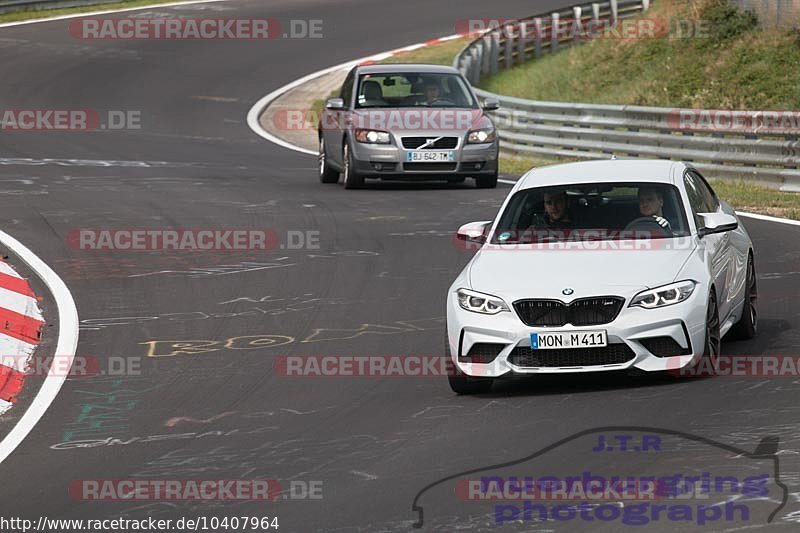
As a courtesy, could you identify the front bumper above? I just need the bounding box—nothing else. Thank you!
[350,136,498,178]
[446,288,708,378]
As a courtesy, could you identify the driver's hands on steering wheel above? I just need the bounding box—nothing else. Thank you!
[652,216,670,229]
[624,215,672,234]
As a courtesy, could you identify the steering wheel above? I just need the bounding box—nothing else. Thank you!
[624,216,670,236]
[430,98,455,106]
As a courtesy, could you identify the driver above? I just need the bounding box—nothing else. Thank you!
[422,79,442,105]
[638,187,671,230]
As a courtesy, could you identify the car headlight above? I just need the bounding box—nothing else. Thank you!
[467,127,496,144]
[355,129,391,144]
[457,288,509,314]
[629,280,697,309]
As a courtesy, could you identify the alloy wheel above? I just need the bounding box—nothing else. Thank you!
[706,293,721,366]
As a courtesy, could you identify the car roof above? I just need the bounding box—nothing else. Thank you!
[518,159,686,190]
[356,63,462,75]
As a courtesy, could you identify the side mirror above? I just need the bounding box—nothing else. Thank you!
[482,97,500,111]
[325,98,345,110]
[456,221,492,243]
[697,212,738,237]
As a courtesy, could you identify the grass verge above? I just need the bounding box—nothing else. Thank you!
[376,37,473,66]
[0,0,197,23]
[711,180,800,220]
[479,0,800,110]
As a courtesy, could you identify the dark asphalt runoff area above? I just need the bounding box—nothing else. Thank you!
[0,0,798,531]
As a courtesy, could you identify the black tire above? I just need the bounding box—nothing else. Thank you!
[318,136,339,184]
[445,334,493,394]
[342,141,365,189]
[727,254,757,340]
[475,170,498,189]
[697,290,722,376]
[673,291,722,379]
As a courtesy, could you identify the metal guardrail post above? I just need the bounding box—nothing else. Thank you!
[463,55,473,81]
[610,0,619,25]
[533,18,543,57]
[551,12,560,53]
[642,0,650,10]
[470,46,481,85]
[592,2,601,24]
[571,7,583,46]
[481,35,491,75]
[518,21,528,62]
[504,24,514,68]
[490,29,500,74]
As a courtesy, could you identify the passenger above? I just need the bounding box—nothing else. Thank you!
[542,189,575,229]
[519,189,575,242]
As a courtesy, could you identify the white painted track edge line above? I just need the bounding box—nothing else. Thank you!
[0,231,79,465]
[735,211,800,227]
[246,60,360,157]
[0,0,229,28]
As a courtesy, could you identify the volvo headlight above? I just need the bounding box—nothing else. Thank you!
[355,129,391,144]
[467,127,496,144]
[457,288,509,314]
[629,280,697,309]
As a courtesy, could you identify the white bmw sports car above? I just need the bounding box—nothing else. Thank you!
[447,160,757,394]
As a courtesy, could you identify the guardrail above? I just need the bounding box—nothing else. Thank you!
[0,0,127,14]
[456,0,648,86]
[454,0,800,192]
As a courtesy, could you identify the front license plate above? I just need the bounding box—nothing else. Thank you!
[530,330,607,350]
[406,150,454,162]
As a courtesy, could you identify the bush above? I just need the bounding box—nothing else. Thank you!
[702,0,759,41]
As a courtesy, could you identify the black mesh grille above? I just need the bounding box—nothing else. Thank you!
[402,137,458,149]
[513,297,624,327]
[460,343,505,364]
[639,336,691,357]
[508,344,635,368]
[403,162,458,171]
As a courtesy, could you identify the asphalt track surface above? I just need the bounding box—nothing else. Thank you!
[0,0,799,531]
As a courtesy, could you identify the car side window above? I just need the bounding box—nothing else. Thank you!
[340,68,356,108]
[684,172,703,214]
[684,170,719,229]
[690,170,719,213]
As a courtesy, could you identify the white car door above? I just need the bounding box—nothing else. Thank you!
[685,171,735,319]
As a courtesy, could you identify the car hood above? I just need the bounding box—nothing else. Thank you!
[467,244,697,300]
[350,108,487,133]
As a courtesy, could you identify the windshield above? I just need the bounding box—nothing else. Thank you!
[355,72,477,109]
[490,182,691,244]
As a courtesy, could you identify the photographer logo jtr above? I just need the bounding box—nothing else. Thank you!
[591,433,661,452]
[411,427,787,528]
